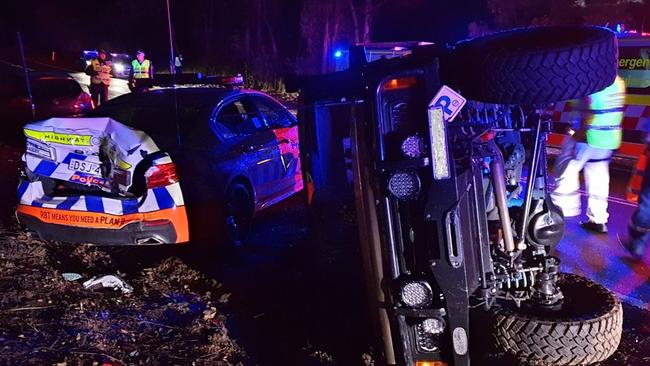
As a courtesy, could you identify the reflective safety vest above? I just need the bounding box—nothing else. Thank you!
[131,59,151,79]
[584,76,626,150]
[90,59,111,85]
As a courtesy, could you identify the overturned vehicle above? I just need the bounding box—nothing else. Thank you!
[291,27,623,365]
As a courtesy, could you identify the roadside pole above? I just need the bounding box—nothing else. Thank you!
[17,32,35,121]
[166,0,175,76]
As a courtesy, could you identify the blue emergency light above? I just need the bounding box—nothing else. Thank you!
[334,50,343,58]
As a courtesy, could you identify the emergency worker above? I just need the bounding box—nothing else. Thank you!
[129,50,154,92]
[174,54,183,74]
[551,76,626,233]
[84,49,112,106]
[625,143,650,258]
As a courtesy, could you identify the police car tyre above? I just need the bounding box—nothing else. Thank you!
[490,273,622,366]
[443,26,618,104]
[225,183,253,245]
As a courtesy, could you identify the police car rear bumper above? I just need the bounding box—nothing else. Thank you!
[16,205,189,245]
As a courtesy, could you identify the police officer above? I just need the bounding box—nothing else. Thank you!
[85,49,112,106]
[551,76,626,233]
[129,50,154,92]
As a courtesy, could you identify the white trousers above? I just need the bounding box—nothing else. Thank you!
[551,140,613,224]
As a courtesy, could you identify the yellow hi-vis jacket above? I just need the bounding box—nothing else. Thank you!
[131,59,151,79]
[583,76,626,150]
[90,59,112,85]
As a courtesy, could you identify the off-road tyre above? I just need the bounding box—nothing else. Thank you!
[490,273,622,366]
[442,26,618,105]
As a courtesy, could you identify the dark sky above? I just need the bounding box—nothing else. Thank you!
[0,0,488,69]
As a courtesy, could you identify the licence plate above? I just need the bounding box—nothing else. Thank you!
[69,158,101,176]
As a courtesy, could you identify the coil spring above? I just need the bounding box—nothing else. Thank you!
[499,270,538,290]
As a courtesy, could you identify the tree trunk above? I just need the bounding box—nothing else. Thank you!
[363,0,372,43]
[348,0,361,43]
[255,0,263,52]
[321,4,331,74]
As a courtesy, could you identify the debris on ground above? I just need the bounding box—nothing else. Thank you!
[62,273,82,282]
[0,222,245,365]
[83,274,134,294]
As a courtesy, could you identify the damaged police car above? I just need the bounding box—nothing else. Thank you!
[17,86,302,245]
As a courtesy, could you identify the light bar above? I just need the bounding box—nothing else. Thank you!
[427,106,450,179]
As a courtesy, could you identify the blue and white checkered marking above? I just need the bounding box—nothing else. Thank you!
[18,181,185,215]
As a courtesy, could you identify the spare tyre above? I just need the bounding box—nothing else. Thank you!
[441,26,618,105]
[489,273,622,366]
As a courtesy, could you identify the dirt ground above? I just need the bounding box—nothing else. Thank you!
[0,223,243,365]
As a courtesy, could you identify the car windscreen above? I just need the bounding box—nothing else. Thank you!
[619,43,650,93]
[31,78,82,99]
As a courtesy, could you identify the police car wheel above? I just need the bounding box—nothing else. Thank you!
[489,273,622,366]
[442,26,618,105]
[225,183,253,246]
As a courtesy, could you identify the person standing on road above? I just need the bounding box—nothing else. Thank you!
[624,138,650,258]
[174,54,183,74]
[129,50,154,92]
[84,49,112,106]
[551,76,626,234]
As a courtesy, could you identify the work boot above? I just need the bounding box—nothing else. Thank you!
[623,239,646,259]
[625,224,649,259]
[580,220,608,234]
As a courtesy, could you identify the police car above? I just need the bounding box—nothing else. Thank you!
[16,83,302,245]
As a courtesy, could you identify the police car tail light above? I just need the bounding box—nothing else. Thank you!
[145,163,179,189]
[428,106,450,180]
[74,92,94,111]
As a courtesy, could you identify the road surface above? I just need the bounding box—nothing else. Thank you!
[550,166,650,310]
[69,72,130,101]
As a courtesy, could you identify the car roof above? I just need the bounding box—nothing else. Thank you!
[103,87,275,110]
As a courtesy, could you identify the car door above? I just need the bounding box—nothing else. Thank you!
[251,95,303,195]
[212,95,284,206]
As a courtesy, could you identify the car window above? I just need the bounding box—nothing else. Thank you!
[252,96,296,129]
[214,98,265,139]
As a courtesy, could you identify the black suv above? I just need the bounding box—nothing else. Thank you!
[291,27,622,366]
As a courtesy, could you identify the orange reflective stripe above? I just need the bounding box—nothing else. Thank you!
[16,205,189,243]
[626,153,648,203]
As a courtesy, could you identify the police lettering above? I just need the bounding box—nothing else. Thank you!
[70,174,105,186]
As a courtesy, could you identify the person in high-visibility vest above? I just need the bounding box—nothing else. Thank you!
[129,50,154,92]
[84,49,112,106]
[551,76,626,233]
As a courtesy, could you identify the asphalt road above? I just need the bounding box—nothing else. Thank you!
[549,167,650,310]
[68,72,130,101]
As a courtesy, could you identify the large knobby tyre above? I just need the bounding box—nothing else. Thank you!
[442,27,618,104]
[490,273,622,366]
